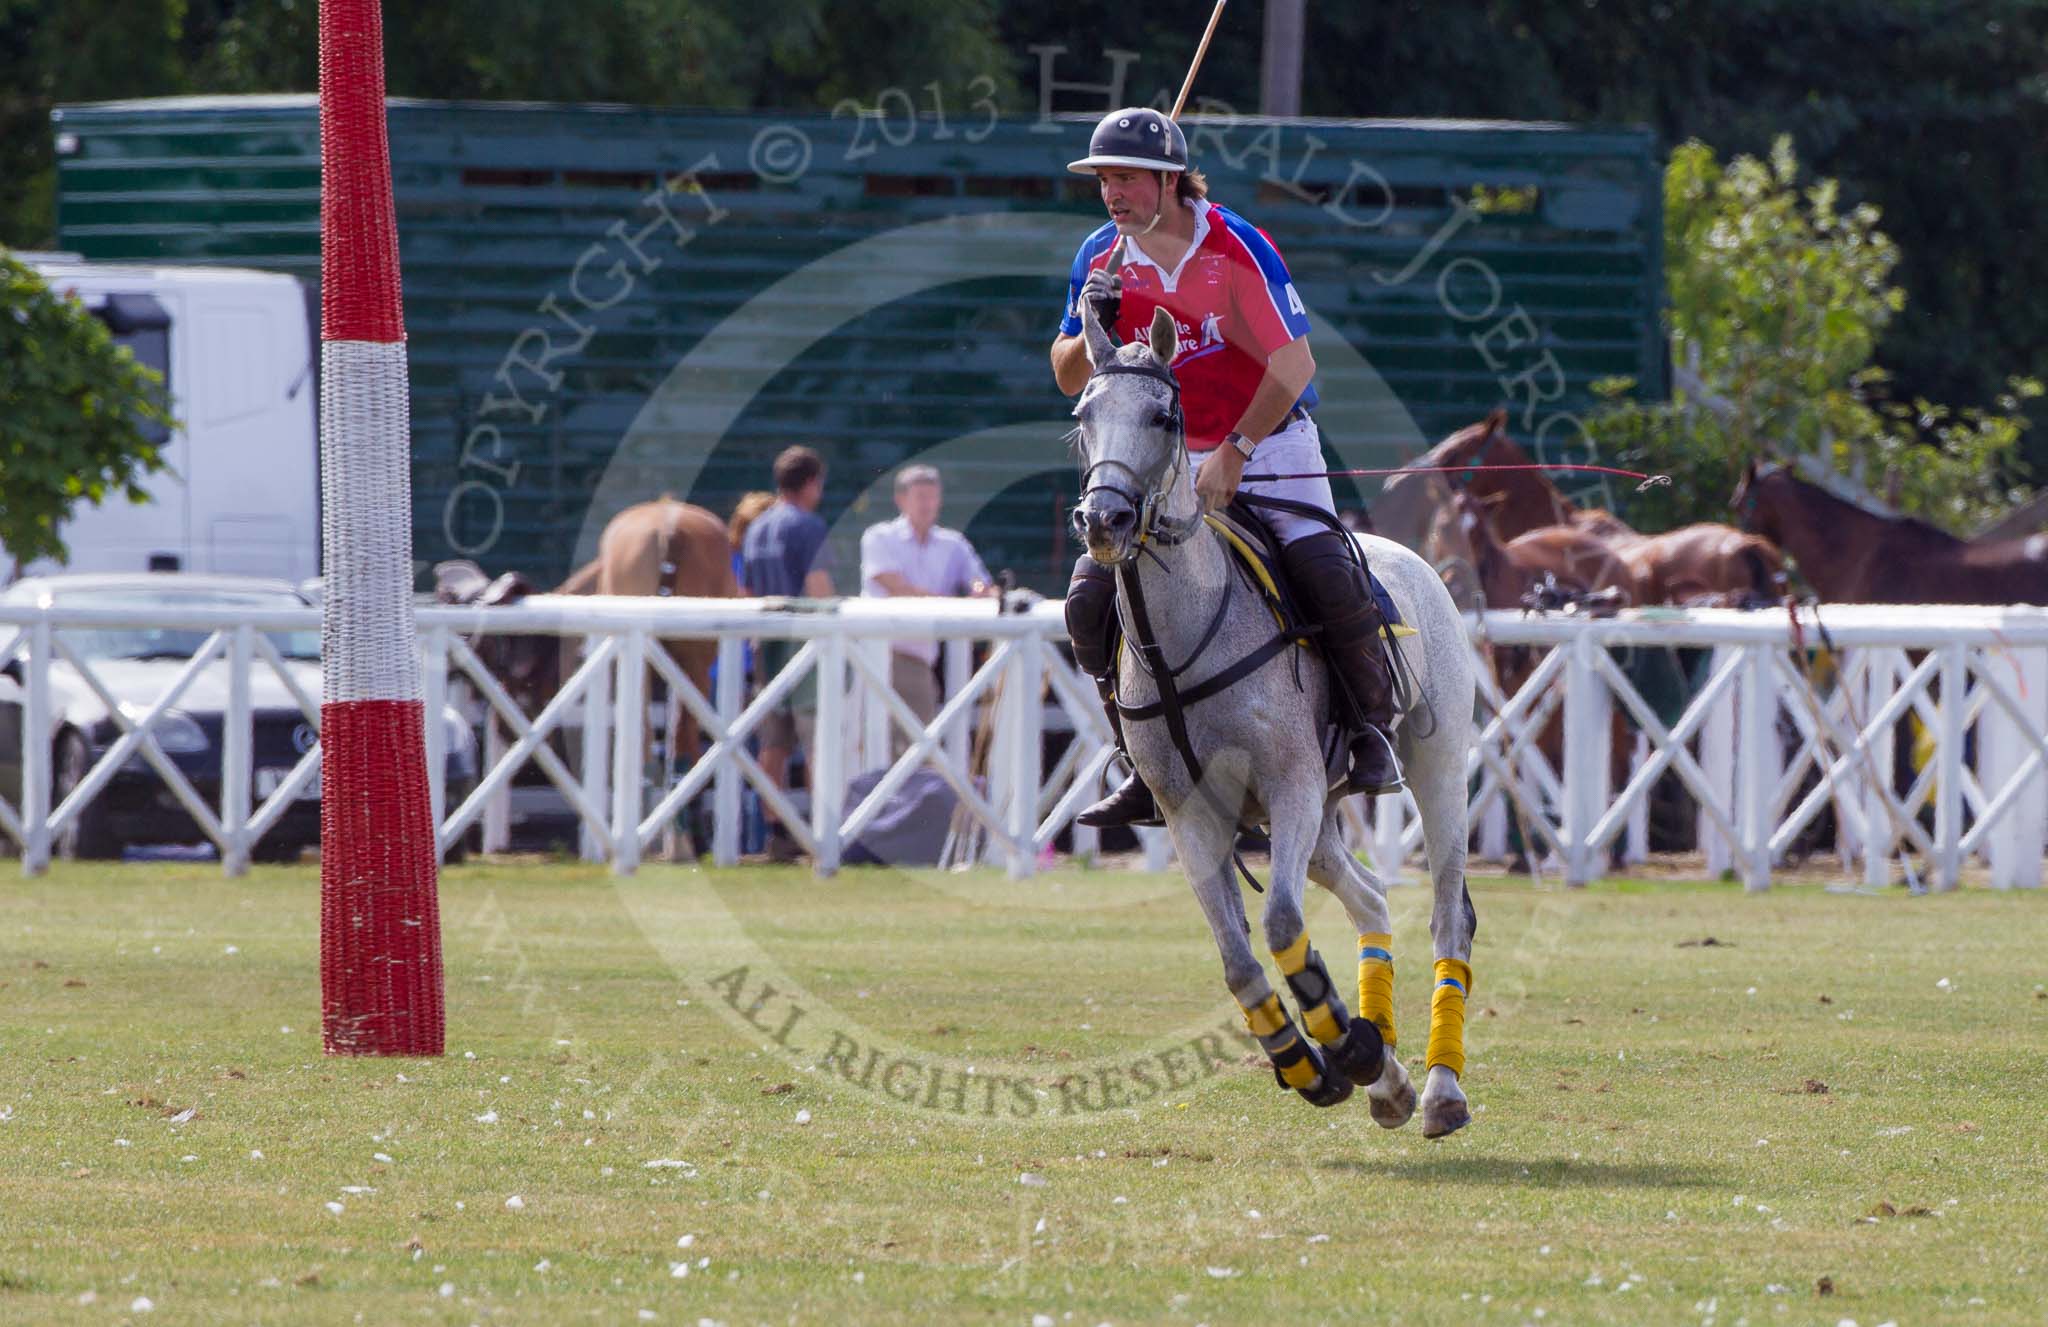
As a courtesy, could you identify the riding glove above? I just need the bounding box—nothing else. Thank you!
[1080,268,1122,329]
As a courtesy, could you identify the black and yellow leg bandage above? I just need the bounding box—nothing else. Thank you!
[1270,934,1350,1047]
[1426,957,1473,1078]
[1357,933,1396,1049]
[1240,992,1320,1091]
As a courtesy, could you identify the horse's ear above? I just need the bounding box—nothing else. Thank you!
[1080,296,1115,369]
[1484,406,1508,435]
[1146,305,1176,363]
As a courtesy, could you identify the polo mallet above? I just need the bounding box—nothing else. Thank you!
[1101,0,1230,277]
[1068,1,1231,844]
[943,571,1021,869]
[1173,0,1230,119]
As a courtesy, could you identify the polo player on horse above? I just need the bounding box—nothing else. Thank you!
[1050,107,1402,827]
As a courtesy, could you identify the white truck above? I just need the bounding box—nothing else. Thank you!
[10,254,319,583]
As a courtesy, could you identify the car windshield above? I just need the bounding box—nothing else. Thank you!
[47,588,321,662]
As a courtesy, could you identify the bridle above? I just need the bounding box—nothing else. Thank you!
[1071,354,1295,894]
[1444,432,1497,492]
[1733,467,1767,531]
[1075,358,1203,552]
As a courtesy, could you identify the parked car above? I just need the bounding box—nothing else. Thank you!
[0,573,478,861]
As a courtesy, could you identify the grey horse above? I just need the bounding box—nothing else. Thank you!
[1071,303,1480,1137]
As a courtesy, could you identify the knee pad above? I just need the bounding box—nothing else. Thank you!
[1064,556,1118,676]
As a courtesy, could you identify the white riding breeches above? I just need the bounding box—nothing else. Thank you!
[1190,414,1335,545]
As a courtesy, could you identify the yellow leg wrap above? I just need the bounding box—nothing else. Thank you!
[1301,1001,1341,1046]
[1273,1034,1320,1090]
[1242,993,1288,1039]
[1357,933,1396,1049]
[1426,957,1473,1078]
[1268,933,1343,1046]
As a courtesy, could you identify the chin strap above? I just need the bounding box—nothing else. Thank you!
[1118,179,1176,242]
[1135,178,1168,235]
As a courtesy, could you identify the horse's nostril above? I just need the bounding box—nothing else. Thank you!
[1106,509,1134,530]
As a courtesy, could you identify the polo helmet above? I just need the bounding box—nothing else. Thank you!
[1066,108,1188,175]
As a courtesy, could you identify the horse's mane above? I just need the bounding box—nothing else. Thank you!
[1760,465,1964,549]
[1403,409,1508,472]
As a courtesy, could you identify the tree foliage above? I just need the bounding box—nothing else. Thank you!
[0,249,173,571]
[1010,2,2048,474]
[0,0,1017,246]
[1587,139,2040,534]
[2,0,2044,473]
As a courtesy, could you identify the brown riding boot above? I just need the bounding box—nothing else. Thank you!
[1280,531,1402,794]
[1065,554,1162,828]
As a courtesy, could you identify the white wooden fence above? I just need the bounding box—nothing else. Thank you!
[4,595,2044,888]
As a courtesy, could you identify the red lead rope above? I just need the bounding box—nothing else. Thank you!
[1239,462,1673,493]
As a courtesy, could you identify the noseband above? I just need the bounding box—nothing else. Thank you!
[1077,359,1204,549]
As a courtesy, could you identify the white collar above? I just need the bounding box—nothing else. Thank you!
[891,515,939,544]
[1122,198,1210,293]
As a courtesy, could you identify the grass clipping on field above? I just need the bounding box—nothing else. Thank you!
[0,861,2044,1324]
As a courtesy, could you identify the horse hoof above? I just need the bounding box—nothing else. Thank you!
[1420,1098,1471,1138]
[1331,1020,1386,1087]
[1418,1065,1469,1138]
[1368,1067,1416,1129]
[1299,1072,1355,1109]
[1419,1085,1471,1139]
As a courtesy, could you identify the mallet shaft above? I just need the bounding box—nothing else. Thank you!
[1171,0,1231,120]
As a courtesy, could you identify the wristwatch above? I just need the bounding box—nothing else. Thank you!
[1226,431,1257,461]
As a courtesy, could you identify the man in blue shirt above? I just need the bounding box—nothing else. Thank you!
[741,446,834,796]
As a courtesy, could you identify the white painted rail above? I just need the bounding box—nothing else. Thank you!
[3,597,2043,889]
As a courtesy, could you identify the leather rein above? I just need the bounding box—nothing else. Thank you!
[1076,359,1204,550]
[1078,358,1297,883]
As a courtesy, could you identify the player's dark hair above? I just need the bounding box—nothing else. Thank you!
[773,445,825,494]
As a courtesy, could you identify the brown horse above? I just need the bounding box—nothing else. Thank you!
[1430,413,1782,604]
[436,497,737,780]
[1449,490,1638,869]
[1732,461,2048,604]
[1452,492,1642,611]
[432,561,585,716]
[1374,411,1527,553]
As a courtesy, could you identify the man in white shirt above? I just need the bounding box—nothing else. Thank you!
[860,465,996,737]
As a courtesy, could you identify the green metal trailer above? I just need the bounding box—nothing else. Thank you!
[54,96,1664,591]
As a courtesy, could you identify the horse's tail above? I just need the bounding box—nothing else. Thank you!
[651,510,680,599]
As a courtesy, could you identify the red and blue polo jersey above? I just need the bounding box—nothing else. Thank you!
[1059,199,1319,451]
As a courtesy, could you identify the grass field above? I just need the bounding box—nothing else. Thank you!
[2,860,2046,1325]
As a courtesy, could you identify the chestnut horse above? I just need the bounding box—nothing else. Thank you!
[1450,492,1643,611]
[1449,490,1640,868]
[1374,413,1522,554]
[1733,461,2048,604]
[1430,413,1783,605]
[436,497,737,795]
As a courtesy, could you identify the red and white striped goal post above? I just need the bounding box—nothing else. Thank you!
[317,0,445,1056]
